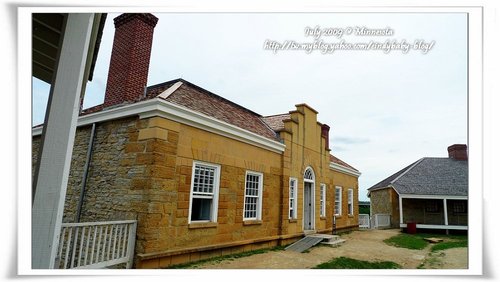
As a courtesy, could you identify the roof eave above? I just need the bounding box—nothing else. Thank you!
[399,194,468,200]
[366,185,396,197]
[33,97,286,154]
[329,162,361,177]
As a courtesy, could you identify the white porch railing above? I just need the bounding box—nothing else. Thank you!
[359,214,370,228]
[55,220,137,269]
[373,214,391,229]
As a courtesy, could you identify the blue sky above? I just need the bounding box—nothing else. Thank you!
[32,12,467,201]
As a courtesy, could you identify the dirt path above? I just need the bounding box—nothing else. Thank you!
[420,248,468,269]
[192,229,467,269]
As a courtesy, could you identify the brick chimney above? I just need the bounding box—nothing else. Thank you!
[448,144,468,160]
[103,13,158,108]
[321,124,330,150]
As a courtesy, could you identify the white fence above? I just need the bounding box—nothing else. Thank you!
[55,220,137,269]
[359,214,391,229]
[359,214,370,228]
[373,214,391,229]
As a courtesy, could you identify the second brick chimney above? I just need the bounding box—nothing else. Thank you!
[103,13,158,108]
[321,124,330,151]
[448,144,468,160]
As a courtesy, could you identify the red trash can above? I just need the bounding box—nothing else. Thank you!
[407,222,417,234]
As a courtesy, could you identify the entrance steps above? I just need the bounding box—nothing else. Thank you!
[285,233,346,253]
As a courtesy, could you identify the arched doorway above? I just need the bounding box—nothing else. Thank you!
[303,167,315,231]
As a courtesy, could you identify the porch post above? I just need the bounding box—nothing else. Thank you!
[32,13,95,269]
[443,198,449,225]
[443,198,449,234]
[399,196,403,226]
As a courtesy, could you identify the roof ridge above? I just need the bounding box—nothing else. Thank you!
[147,78,184,91]
[262,113,290,118]
[390,157,425,185]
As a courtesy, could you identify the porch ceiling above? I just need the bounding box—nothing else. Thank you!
[32,13,106,84]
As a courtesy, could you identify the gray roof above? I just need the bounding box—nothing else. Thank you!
[368,157,468,196]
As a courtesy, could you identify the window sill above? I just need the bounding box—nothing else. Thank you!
[288,219,298,223]
[188,222,218,229]
[243,220,262,226]
[320,216,326,220]
[348,214,354,218]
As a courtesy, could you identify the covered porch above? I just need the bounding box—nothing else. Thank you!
[398,194,468,232]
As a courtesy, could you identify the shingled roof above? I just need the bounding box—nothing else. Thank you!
[154,79,279,141]
[77,78,281,142]
[368,157,468,196]
[330,154,359,172]
[261,113,290,132]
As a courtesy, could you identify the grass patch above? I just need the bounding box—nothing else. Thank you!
[383,234,429,250]
[431,240,468,252]
[314,256,401,269]
[166,245,286,269]
[384,232,468,252]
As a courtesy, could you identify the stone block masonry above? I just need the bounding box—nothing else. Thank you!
[32,104,360,268]
[33,115,285,267]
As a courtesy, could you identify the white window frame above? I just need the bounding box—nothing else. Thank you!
[348,188,354,215]
[243,171,264,221]
[335,186,342,216]
[188,161,221,223]
[320,183,326,217]
[289,177,298,219]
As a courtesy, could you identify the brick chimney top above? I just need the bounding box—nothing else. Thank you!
[103,13,159,109]
[448,144,467,160]
[114,13,158,28]
[321,124,330,151]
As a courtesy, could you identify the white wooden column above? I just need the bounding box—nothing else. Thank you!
[32,13,95,269]
[399,196,403,226]
[443,198,449,226]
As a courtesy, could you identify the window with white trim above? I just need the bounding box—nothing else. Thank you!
[347,188,354,215]
[335,186,342,216]
[189,161,220,223]
[244,171,263,220]
[320,184,326,217]
[289,178,298,219]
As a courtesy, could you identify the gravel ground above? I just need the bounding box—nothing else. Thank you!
[191,229,467,269]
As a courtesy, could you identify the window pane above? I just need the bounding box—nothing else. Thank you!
[335,187,341,215]
[191,198,212,221]
[244,173,261,219]
[244,196,257,218]
[190,162,220,222]
[193,165,215,194]
[289,179,296,219]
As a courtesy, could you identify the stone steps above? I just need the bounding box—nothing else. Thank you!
[308,234,346,247]
[285,234,346,252]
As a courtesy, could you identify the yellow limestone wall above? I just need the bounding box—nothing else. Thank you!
[330,170,360,230]
[136,104,359,268]
[32,103,360,268]
[135,116,283,268]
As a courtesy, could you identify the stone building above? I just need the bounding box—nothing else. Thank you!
[32,13,361,268]
[367,144,468,233]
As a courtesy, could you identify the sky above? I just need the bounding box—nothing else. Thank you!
[32,12,467,202]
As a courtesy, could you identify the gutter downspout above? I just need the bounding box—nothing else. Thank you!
[75,123,96,222]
